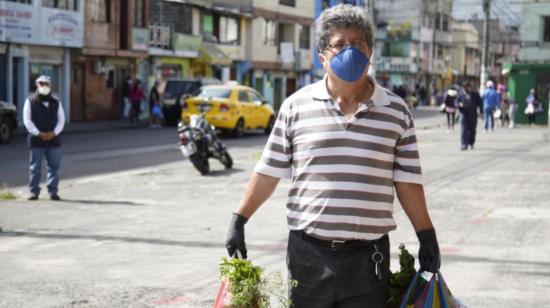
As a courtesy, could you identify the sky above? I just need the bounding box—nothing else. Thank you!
[452,0,522,27]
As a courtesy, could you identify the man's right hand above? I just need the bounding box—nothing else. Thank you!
[225,213,248,259]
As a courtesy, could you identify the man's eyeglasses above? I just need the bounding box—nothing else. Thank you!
[325,41,369,54]
[37,82,50,86]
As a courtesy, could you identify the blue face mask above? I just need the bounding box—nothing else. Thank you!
[329,46,370,83]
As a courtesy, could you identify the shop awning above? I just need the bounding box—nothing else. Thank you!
[199,43,233,66]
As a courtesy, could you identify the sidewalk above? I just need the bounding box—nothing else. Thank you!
[12,107,443,138]
[14,120,149,138]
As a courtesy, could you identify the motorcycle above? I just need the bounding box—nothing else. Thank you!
[177,101,233,175]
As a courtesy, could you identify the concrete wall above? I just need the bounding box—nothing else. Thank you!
[250,18,278,63]
[253,0,314,19]
[519,2,550,61]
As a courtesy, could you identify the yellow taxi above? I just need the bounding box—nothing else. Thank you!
[180,85,275,137]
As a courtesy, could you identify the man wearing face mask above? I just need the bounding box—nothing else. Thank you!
[225,5,440,307]
[23,75,65,201]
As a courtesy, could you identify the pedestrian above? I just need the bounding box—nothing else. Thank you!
[443,87,459,132]
[122,76,132,120]
[22,75,65,201]
[418,85,427,106]
[458,83,482,150]
[524,88,540,126]
[129,79,146,124]
[506,92,517,128]
[149,81,162,128]
[481,80,500,132]
[225,5,440,307]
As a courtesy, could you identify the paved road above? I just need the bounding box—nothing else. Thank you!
[1,114,549,307]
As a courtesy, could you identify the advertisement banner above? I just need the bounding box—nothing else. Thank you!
[173,33,201,58]
[0,2,83,47]
[132,28,149,51]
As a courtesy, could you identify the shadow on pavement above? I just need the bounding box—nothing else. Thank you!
[205,168,245,177]
[59,199,144,206]
[0,230,225,249]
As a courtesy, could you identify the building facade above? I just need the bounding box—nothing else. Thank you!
[450,21,481,86]
[0,0,84,123]
[503,1,550,125]
[248,0,314,111]
[375,0,453,96]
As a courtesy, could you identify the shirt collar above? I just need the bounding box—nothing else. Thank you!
[312,74,391,107]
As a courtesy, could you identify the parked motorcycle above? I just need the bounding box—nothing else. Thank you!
[177,101,233,175]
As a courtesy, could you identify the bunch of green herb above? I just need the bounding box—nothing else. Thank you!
[386,243,419,308]
[219,257,296,308]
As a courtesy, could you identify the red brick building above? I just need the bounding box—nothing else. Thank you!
[71,0,149,121]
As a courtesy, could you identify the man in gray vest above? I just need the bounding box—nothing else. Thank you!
[23,75,65,201]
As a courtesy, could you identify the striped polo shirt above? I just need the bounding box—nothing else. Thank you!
[254,75,423,241]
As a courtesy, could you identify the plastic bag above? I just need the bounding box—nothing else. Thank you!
[213,280,231,308]
[399,271,464,308]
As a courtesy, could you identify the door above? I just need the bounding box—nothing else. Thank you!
[286,78,296,98]
[70,63,85,121]
[273,77,283,112]
[248,90,269,128]
[115,67,129,119]
[237,90,253,128]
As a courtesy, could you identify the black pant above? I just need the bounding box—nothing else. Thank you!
[287,231,390,308]
[528,114,536,125]
[460,114,477,147]
[446,112,456,130]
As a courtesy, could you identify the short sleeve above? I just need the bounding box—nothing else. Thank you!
[393,113,423,184]
[254,101,293,178]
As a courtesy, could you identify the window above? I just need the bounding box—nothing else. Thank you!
[435,13,440,30]
[248,91,264,104]
[202,13,214,41]
[219,16,239,45]
[238,91,251,102]
[299,25,310,49]
[132,0,145,27]
[442,14,449,32]
[90,0,110,23]
[279,0,295,7]
[544,16,550,42]
[42,0,78,10]
[264,19,277,46]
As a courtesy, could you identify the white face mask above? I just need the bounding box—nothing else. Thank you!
[37,86,51,96]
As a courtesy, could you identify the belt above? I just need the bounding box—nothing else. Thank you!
[292,230,384,252]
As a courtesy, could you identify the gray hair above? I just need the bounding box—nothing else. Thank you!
[315,4,374,53]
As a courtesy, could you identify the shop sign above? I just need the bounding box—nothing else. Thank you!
[216,44,241,61]
[173,33,201,58]
[0,1,83,47]
[132,28,149,51]
[0,3,33,42]
[376,57,418,73]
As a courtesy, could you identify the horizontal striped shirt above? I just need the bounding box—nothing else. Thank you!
[254,75,422,241]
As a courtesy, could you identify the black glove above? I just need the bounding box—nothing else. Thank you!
[226,213,248,259]
[416,228,441,273]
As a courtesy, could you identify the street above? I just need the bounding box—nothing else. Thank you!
[1,112,549,307]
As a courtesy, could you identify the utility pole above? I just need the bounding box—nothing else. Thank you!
[429,0,439,102]
[480,0,490,92]
[367,0,376,78]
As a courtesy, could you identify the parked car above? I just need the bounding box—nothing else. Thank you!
[0,100,17,144]
[162,78,221,126]
[181,85,275,138]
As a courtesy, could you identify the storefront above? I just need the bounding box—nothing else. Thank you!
[0,1,84,123]
[503,62,550,125]
[192,43,232,80]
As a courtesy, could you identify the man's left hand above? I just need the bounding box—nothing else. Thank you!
[43,132,56,141]
[416,228,440,273]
